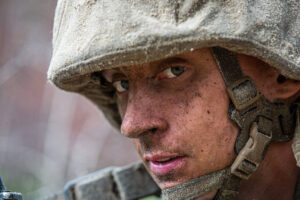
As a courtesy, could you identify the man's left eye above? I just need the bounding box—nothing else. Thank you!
[158,66,186,79]
[113,80,129,93]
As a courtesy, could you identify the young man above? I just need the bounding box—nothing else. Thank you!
[48,1,300,199]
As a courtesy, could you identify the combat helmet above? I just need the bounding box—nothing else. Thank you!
[48,0,300,199]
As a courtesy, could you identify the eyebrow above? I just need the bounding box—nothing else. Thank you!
[102,57,188,82]
[101,69,124,83]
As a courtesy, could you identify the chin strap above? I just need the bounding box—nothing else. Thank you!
[212,47,295,200]
[161,47,296,200]
[162,168,229,200]
[292,101,300,167]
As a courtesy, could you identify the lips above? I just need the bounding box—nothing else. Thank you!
[144,154,186,175]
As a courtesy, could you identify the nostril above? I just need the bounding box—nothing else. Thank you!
[121,128,158,138]
[121,115,168,138]
[150,128,157,133]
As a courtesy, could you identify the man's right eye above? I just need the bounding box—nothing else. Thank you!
[113,80,129,92]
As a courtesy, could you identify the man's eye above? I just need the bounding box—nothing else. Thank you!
[113,80,129,92]
[158,66,186,79]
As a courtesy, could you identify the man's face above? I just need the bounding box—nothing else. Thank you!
[102,48,238,189]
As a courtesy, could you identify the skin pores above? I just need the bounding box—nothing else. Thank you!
[103,48,237,189]
[102,48,300,190]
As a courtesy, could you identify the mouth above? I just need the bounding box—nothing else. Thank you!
[144,154,186,175]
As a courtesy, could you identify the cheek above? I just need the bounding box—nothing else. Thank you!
[167,73,237,169]
[132,139,141,153]
[181,85,234,141]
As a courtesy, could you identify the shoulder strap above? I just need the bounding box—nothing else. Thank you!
[63,162,160,200]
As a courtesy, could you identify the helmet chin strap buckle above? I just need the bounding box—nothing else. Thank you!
[212,47,295,200]
[231,121,272,179]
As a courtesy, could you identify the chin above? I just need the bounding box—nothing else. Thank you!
[154,178,184,190]
[148,170,192,190]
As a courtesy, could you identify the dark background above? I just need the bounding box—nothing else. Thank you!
[0,1,139,199]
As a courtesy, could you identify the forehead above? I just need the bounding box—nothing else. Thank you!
[101,48,212,80]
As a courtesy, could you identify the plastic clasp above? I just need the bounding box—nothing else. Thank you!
[231,122,272,179]
[227,77,260,110]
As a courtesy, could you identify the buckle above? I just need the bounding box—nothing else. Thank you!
[227,77,260,110]
[231,122,272,179]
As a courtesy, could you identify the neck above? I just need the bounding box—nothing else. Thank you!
[236,141,300,200]
[168,141,299,200]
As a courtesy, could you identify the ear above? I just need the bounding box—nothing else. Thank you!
[237,54,300,103]
[273,75,300,102]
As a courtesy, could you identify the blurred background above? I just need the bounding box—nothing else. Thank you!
[0,1,140,199]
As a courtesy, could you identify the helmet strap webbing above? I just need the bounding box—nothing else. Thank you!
[160,47,296,200]
[161,168,229,200]
[211,47,296,200]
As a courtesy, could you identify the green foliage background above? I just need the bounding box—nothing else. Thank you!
[140,196,161,200]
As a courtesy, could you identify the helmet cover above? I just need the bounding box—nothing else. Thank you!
[48,0,300,127]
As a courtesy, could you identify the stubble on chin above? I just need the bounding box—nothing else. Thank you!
[150,169,188,189]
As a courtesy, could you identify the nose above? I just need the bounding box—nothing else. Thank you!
[120,97,168,138]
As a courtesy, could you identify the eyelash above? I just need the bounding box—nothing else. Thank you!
[113,80,129,93]
[111,65,188,93]
[157,66,187,80]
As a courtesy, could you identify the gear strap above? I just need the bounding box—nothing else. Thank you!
[211,47,295,200]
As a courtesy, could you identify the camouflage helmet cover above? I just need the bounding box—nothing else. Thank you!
[48,0,300,127]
